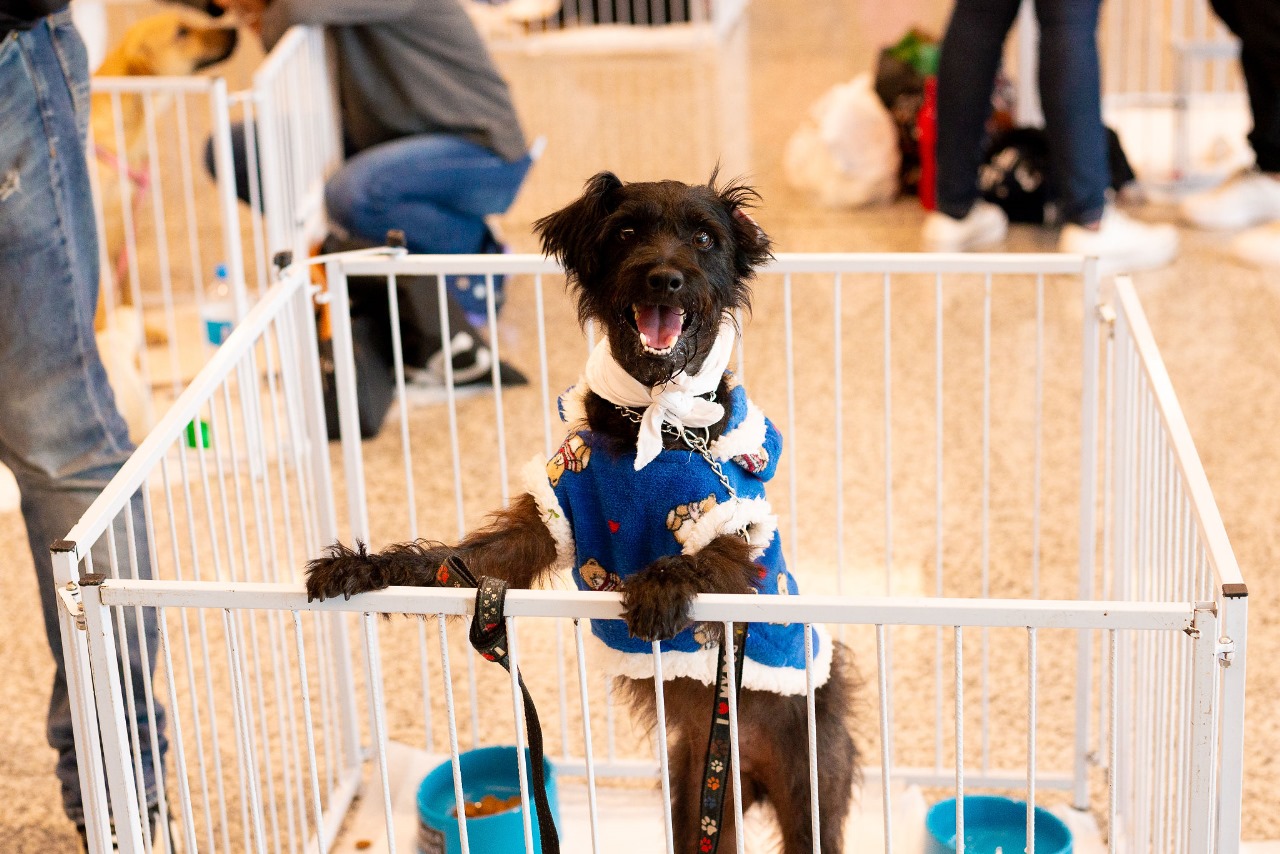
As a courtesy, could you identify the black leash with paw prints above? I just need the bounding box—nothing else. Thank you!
[698,621,748,854]
[437,553,746,854]
[434,555,560,853]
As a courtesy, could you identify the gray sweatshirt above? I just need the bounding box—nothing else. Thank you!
[260,0,528,162]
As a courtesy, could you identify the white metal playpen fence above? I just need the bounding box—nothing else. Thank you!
[54,250,1246,853]
[88,73,247,428]
[85,22,338,433]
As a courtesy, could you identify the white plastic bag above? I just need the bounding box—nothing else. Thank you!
[784,73,900,208]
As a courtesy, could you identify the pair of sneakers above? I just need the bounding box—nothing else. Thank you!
[923,200,1179,273]
[1180,168,1280,268]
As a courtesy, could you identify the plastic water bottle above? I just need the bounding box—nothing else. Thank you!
[202,263,235,348]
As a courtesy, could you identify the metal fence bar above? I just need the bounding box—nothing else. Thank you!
[1074,259,1101,809]
[981,273,991,777]
[934,271,945,775]
[362,614,397,853]
[437,616,472,854]
[725,623,745,854]
[292,611,329,854]
[651,643,675,854]
[1187,607,1218,852]
[1027,627,1038,854]
[805,624,820,853]
[1216,594,1248,854]
[876,625,893,852]
[80,578,147,854]
[573,620,603,854]
[506,618,536,854]
[955,626,965,854]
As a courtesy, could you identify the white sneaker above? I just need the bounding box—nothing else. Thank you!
[1230,223,1280,268]
[1180,169,1280,231]
[922,201,1008,252]
[1058,208,1178,273]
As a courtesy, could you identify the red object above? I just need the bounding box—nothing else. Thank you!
[607,519,620,533]
[918,75,938,211]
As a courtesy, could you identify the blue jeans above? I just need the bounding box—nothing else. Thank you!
[213,128,532,253]
[324,134,532,254]
[0,11,164,825]
[935,0,1109,225]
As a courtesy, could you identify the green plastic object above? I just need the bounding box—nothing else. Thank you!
[185,419,210,449]
[887,29,940,77]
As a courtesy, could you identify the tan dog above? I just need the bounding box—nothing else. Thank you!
[92,11,237,334]
[91,13,237,443]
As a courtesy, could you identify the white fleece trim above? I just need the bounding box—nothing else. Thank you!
[678,496,777,560]
[522,454,575,571]
[588,623,834,695]
[708,398,767,462]
[558,379,589,428]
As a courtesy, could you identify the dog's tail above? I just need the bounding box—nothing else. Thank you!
[304,539,452,602]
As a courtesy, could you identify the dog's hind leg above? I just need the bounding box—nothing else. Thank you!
[760,649,856,854]
[667,730,702,852]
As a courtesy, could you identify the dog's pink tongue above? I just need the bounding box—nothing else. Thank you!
[636,305,682,351]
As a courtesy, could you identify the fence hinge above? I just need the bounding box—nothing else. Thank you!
[1096,302,1117,337]
[1217,636,1236,667]
[58,581,86,631]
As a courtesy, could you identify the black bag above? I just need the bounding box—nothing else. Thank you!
[979,126,1138,224]
[319,313,397,441]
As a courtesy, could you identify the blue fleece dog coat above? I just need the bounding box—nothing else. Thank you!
[523,372,831,695]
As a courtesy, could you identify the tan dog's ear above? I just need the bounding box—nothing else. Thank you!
[120,34,157,76]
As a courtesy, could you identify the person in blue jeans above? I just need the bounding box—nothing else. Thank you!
[0,5,167,844]
[922,0,1179,272]
[1180,0,1280,268]
[215,0,534,323]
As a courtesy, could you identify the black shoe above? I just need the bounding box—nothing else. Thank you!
[404,331,529,403]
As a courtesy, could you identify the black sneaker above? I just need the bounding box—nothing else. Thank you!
[404,330,529,404]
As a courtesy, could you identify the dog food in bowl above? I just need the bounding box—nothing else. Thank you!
[450,793,523,818]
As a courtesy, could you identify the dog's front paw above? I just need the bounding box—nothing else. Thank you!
[304,541,390,602]
[621,556,700,642]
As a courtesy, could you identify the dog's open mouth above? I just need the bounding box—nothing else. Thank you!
[631,303,685,356]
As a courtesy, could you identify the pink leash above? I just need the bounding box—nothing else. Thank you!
[94,143,151,288]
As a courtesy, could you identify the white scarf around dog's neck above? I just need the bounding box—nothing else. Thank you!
[585,320,737,471]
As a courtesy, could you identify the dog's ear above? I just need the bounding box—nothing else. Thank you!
[533,171,624,280]
[121,37,158,76]
[712,176,773,277]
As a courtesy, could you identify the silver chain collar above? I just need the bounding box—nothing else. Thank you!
[613,392,737,500]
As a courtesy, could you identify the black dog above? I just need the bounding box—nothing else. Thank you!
[305,172,858,852]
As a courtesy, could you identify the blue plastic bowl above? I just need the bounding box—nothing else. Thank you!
[925,795,1072,854]
[416,746,559,854]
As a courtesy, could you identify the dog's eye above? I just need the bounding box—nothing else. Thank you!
[693,230,713,250]
[618,227,635,242]
[176,24,190,38]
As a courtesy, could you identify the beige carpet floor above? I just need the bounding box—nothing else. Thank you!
[2,0,1277,850]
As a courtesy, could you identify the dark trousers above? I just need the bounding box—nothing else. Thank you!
[1210,0,1280,173]
[935,0,1108,224]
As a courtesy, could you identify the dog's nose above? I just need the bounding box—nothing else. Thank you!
[647,269,683,293]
